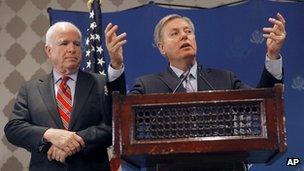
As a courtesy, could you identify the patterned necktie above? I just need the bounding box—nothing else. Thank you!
[56,76,72,129]
[184,74,195,92]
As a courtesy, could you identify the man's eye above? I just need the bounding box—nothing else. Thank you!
[74,41,81,46]
[185,29,192,34]
[59,41,68,46]
[170,32,178,36]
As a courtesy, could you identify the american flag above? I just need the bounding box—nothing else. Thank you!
[83,1,121,170]
[81,0,106,75]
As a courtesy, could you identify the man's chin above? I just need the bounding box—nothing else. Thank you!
[181,52,196,59]
[65,65,79,73]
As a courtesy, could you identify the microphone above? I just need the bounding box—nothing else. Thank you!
[198,65,215,90]
[172,68,191,93]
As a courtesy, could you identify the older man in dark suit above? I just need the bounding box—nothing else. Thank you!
[4,22,125,171]
[105,13,286,170]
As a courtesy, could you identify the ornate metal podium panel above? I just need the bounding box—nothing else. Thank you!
[111,84,286,170]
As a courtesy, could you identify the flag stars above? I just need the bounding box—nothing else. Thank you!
[97,46,103,54]
[86,37,90,45]
[82,2,106,74]
[91,45,95,52]
[99,70,106,75]
[85,38,90,45]
[89,11,94,18]
[86,60,92,68]
[90,22,97,29]
[98,58,105,66]
[90,34,95,40]
[95,34,100,41]
[86,50,90,57]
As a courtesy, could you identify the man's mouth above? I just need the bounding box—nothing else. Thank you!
[66,57,78,60]
[180,43,191,49]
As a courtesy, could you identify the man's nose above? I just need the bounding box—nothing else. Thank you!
[67,43,77,53]
[180,31,188,40]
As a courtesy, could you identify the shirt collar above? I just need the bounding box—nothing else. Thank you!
[53,69,78,84]
[170,61,197,79]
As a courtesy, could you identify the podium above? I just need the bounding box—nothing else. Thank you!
[110,84,286,170]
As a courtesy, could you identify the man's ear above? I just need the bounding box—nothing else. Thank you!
[44,45,51,58]
[157,42,166,55]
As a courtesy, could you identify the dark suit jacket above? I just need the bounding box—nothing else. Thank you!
[130,65,282,94]
[4,70,125,171]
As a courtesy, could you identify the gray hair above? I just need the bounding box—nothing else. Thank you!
[45,21,82,46]
[153,14,195,46]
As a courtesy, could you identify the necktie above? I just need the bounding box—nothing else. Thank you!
[184,74,195,92]
[56,76,72,129]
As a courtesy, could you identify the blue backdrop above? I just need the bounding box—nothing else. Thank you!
[48,0,304,170]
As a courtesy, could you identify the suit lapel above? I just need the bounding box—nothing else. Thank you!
[69,71,94,130]
[159,67,186,93]
[37,73,64,129]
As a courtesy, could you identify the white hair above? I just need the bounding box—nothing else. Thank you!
[45,21,82,46]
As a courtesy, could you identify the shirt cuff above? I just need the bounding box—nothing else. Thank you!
[265,54,283,80]
[38,138,51,153]
[108,64,125,82]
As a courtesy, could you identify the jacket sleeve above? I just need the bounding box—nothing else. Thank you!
[4,83,48,152]
[230,66,283,89]
[129,77,146,94]
[107,72,127,95]
[257,67,283,88]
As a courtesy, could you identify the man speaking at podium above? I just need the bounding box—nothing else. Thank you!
[106,13,285,93]
[105,13,286,170]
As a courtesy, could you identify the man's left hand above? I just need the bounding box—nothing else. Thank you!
[263,12,286,59]
[105,23,127,69]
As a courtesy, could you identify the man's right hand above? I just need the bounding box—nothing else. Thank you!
[43,128,85,155]
[105,23,127,70]
[47,145,69,163]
